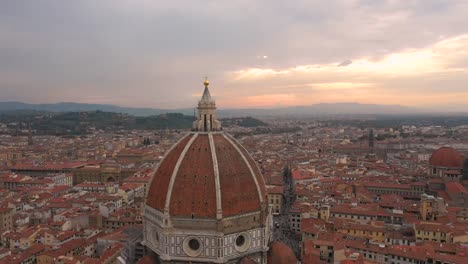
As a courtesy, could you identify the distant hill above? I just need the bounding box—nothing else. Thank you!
[222,117,268,127]
[0,101,193,116]
[218,103,421,117]
[0,110,267,135]
[0,101,429,117]
[0,111,196,135]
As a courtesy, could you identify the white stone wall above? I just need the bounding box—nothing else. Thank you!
[144,206,270,263]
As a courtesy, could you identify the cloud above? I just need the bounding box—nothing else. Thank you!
[310,82,374,90]
[246,93,298,107]
[1,0,468,110]
[338,60,353,67]
[231,34,468,81]
[224,34,468,107]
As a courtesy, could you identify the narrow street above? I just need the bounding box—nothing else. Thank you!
[272,165,301,259]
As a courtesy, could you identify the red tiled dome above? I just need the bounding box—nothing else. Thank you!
[146,132,266,218]
[429,147,464,168]
[267,241,298,264]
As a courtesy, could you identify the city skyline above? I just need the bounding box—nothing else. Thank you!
[1,1,468,111]
[1,2,468,262]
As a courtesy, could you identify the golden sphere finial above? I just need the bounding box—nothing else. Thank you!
[204,76,209,87]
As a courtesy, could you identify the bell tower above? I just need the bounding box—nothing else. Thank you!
[193,77,222,131]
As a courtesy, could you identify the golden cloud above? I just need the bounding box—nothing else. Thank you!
[230,34,468,81]
[217,34,468,108]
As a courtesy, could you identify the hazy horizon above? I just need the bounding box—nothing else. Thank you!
[4,100,468,116]
[1,1,468,110]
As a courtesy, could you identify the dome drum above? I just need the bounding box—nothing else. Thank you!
[144,222,270,263]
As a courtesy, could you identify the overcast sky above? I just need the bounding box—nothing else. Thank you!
[1,0,468,110]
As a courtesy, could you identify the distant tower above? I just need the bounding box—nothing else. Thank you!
[27,123,33,146]
[192,77,222,131]
[368,128,374,149]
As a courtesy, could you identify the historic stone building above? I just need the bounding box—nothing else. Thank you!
[143,80,296,263]
[428,147,464,181]
[73,161,137,184]
[426,147,468,207]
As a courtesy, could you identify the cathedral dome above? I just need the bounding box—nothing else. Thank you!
[144,132,271,262]
[146,132,267,218]
[429,147,464,168]
[143,80,284,263]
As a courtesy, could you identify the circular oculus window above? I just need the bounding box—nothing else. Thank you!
[189,238,200,250]
[234,232,251,252]
[236,235,245,246]
[183,236,203,257]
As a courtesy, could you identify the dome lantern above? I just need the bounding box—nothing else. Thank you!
[193,77,222,132]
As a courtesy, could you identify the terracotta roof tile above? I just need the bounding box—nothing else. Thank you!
[268,241,298,264]
[170,134,216,218]
[214,134,261,216]
[429,147,464,168]
[146,134,191,210]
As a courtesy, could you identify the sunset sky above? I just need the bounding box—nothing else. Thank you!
[1,1,468,110]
